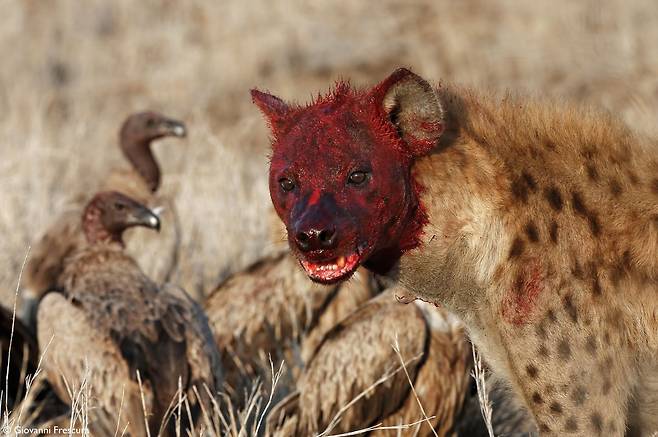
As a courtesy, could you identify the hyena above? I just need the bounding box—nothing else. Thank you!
[252,68,658,436]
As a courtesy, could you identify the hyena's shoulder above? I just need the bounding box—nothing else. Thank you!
[426,84,658,289]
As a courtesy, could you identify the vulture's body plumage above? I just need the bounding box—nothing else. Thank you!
[23,112,186,330]
[205,250,375,398]
[267,291,472,437]
[37,192,221,436]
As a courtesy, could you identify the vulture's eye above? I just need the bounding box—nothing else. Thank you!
[145,118,156,128]
[114,202,126,211]
[279,178,295,192]
[347,171,369,185]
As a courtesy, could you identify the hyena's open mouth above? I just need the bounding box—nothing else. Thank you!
[299,252,361,283]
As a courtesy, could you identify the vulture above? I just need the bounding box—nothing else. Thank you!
[23,111,186,330]
[37,191,222,436]
[204,250,376,400]
[266,290,473,437]
[207,228,533,435]
[0,304,68,426]
[455,377,538,436]
[0,304,38,411]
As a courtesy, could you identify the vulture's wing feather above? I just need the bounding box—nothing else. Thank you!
[22,208,85,331]
[300,268,377,362]
[205,251,339,351]
[58,249,190,428]
[380,303,472,436]
[294,291,428,435]
[37,292,149,437]
[204,251,340,395]
[162,283,223,393]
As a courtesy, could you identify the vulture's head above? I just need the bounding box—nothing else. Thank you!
[120,111,187,144]
[119,111,187,192]
[82,191,161,245]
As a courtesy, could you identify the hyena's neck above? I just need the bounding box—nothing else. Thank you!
[392,84,525,319]
[396,137,510,321]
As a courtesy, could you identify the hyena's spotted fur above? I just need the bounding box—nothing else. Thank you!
[253,69,658,436]
[398,85,658,436]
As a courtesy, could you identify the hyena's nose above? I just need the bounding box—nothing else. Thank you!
[295,227,337,252]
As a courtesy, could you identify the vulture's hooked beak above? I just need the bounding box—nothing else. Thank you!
[127,205,161,232]
[160,118,187,138]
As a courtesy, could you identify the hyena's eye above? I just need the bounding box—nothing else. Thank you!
[347,171,369,186]
[279,177,295,192]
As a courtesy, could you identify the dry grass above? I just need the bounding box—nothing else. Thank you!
[4,339,433,436]
[2,308,286,436]
[392,336,438,437]
[471,346,494,437]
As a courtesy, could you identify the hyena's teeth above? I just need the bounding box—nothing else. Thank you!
[337,256,346,268]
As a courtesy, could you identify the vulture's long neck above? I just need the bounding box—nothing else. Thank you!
[120,135,160,193]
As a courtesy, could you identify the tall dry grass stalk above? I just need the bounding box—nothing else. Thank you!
[310,337,440,437]
[471,345,494,437]
[392,335,438,437]
[322,417,434,437]
[0,248,282,436]
[3,248,30,416]
[315,353,422,437]
[5,338,286,436]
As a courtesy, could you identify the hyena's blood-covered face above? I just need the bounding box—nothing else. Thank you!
[252,68,444,284]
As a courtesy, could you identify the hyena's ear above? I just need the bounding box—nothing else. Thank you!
[251,89,291,133]
[371,68,444,157]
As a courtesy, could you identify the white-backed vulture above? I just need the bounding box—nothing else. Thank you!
[23,111,186,330]
[266,291,472,437]
[204,250,376,400]
[106,111,187,285]
[37,191,222,436]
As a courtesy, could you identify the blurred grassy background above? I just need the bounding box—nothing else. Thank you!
[1,0,656,301]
